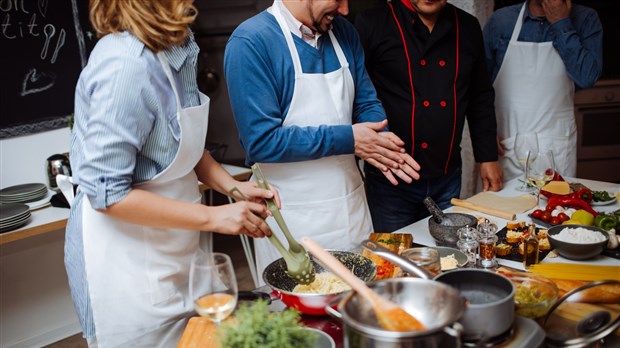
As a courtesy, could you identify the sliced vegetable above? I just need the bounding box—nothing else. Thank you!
[592,191,614,202]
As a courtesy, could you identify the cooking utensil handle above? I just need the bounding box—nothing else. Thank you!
[450,198,516,221]
[301,237,378,302]
[361,240,433,280]
[251,164,305,253]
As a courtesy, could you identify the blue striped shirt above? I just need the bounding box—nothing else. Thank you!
[65,31,200,338]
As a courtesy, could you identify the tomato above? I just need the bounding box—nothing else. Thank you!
[532,209,544,219]
[376,266,385,276]
[557,212,570,222]
[551,217,561,225]
[545,204,555,212]
[541,211,552,222]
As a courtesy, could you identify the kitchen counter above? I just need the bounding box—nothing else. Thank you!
[0,164,251,245]
[394,177,620,270]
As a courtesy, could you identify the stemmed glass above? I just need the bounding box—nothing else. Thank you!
[525,151,556,206]
[189,250,238,325]
[514,132,539,192]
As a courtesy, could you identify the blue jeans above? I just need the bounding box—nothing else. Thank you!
[364,165,462,232]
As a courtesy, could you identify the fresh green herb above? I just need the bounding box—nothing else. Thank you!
[592,190,614,202]
[219,300,317,348]
[377,237,400,244]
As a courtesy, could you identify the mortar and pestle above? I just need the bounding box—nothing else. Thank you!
[423,197,478,247]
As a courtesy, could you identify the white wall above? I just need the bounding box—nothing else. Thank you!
[0,128,80,348]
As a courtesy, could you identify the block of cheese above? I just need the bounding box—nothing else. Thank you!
[541,181,571,195]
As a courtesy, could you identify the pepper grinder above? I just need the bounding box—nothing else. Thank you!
[477,219,499,269]
[457,225,479,267]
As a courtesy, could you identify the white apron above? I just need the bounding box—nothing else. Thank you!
[494,3,577,181]
[253,2,373,283]
[80,53,210,347]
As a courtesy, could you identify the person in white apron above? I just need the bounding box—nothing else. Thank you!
[251,1,373,280]
[488,1,603,181]
[224,1,421,282]
[63,2,276,347]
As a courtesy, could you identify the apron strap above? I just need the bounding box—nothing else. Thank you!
[510,3,527,43]
[156,52,183,111]
[272,1,303,77]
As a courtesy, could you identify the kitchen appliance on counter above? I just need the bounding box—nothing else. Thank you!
[46,154,71,191]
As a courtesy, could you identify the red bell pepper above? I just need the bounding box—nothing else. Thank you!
[546,196,599,217]
[540,188,593,203]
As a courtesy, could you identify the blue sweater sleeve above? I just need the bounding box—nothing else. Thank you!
[224,14,385,165]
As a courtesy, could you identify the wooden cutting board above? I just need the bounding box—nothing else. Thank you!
[177,317,220,348]
[362,233,413,279]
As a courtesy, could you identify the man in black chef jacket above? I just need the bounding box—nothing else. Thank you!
[355,0,503,231]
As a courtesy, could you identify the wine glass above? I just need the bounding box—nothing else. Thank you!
[189,250,238,325]
[525,151,555,206]
[513,132,539,192]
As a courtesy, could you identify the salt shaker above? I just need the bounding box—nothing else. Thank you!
[457,225,479,267]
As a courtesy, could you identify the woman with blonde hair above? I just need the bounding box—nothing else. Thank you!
[64,1,277,346]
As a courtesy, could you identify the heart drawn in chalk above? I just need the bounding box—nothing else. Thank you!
[38,0,49,17]
[21,68,56,96]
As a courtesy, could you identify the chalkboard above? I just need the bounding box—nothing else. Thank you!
[0,0,97,138]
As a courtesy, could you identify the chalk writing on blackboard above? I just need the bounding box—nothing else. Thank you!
[0,0,95,138]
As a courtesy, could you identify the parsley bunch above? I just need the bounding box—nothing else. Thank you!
[219,300,317,348]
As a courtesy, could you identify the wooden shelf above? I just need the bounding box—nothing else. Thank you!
[0,164,251,245]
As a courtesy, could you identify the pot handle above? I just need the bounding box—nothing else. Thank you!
[361,239,433,280]
[238,290,273,304]
[443,322,464,348]
[324,295,344,322]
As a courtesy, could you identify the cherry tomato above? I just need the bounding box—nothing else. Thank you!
[545,204,555,212]
[541,211,552,222]
[551,217,561,225]
[557,212,570,222]
[532,209,544,219]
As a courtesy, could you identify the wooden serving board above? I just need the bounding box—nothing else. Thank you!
[362,233,413,279]
[177,317,220,348]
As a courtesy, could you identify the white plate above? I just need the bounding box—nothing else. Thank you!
[591,195,617,206]
[25,190,54,210]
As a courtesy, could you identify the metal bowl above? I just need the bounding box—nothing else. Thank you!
[547,224,609,260]
[263,250,376,316]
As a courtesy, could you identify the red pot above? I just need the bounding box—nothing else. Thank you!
[262,250,376,316]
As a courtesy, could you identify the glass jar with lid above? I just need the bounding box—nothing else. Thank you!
[457,225,479,267]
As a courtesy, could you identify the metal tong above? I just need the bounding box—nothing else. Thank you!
[250,163,315,284]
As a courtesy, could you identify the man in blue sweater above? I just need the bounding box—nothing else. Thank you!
[224,0,420,279]
[484,0,602,180]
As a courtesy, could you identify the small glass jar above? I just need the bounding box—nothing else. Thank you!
[457,225,479,267]
[401,247,442,277]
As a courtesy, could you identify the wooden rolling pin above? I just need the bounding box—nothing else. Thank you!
[450,198,516,221]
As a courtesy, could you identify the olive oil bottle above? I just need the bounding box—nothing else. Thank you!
[523,224,539,268]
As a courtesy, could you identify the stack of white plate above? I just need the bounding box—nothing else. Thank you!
[0,203,31,232]
[0,183,49,204]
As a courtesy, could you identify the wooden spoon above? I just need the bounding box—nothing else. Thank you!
[301,237,425,332]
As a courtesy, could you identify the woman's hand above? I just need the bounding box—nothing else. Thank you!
[209,202,273,238]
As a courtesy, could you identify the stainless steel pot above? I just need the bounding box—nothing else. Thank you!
[363,240,515,341]
[326,277,465,347]
[434,270,515,340]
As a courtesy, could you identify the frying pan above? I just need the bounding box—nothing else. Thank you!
[263,250,376,316]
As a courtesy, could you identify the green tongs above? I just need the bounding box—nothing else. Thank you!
[250,163,315,284]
